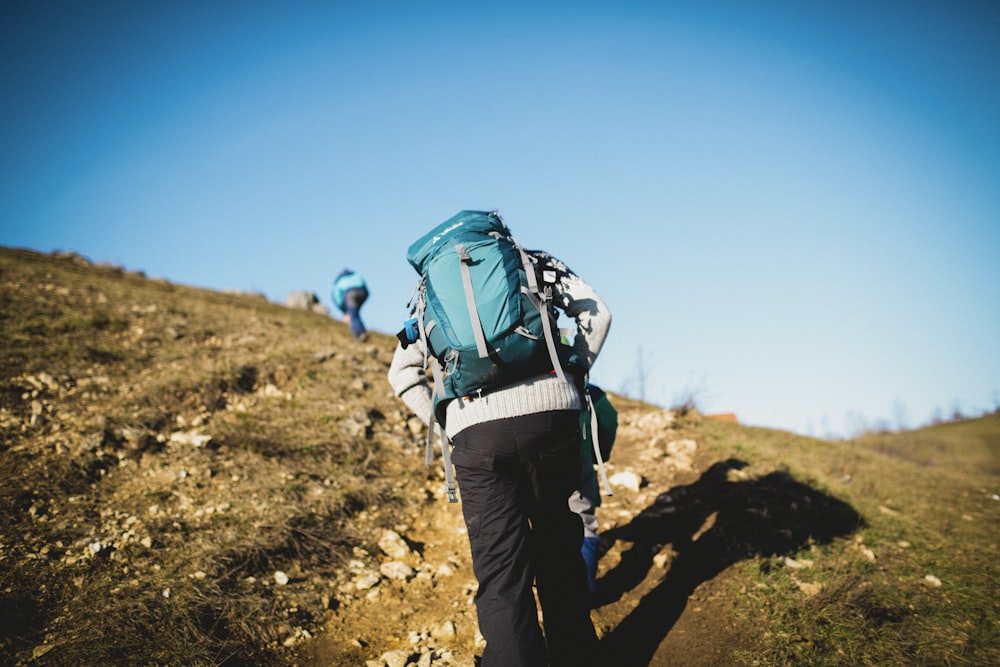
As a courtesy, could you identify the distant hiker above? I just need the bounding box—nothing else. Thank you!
[388,210,611,667]
[570,384,618,594]
[332,268,369,341]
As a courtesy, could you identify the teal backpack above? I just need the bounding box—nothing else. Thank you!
[404,210,569,407]
[400,210,570,501]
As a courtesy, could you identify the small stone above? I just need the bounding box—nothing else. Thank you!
[407,417,425,436]
[381,649,411,667]
[431,619,457,640]
[378,530,411,559]
[779,556,813,569]
[354,572,380,590]
[380,561,414,581]
[169,430,213,448]
[31,644,54,659]
[924,574,942,587]
[609,471,642,491]
[274,571,290,585]
[793,578,824,597]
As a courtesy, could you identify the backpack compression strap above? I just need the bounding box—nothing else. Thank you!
[455,243,491,359]
[517,246,569,385]
[587,391,614,497]
[415,286,459,504]
[425,358,458,503]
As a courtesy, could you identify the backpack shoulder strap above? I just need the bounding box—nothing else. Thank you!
[516,245,568,385]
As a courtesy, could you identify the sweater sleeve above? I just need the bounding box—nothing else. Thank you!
[534,251,612,371]
[387,340,435,424]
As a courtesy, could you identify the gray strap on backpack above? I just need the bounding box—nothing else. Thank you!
[416,285,458,504]
[424,358,458,503]
[587,391,614,497]
[516,245,568,384]
[440,430,457,504]
[456,243,491,359]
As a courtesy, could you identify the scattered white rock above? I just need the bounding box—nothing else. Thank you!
[609,471,642,491]
[924,574,943,587]
[284,291,328,315]
[378,529,412,559]
[274,571,289,585]
[792,577,824,597]
[282,627,311,647]
[664,439,698,470]
[431,619,457,640]
[381,649,411,667]
[354,572,380,591]
[31,643,54,659]
[380,561,415,581]
[407,417,426,437]
[628,409,676,431]
[780,556,814,570]
[260,383,291,400]
[169,430,213,448]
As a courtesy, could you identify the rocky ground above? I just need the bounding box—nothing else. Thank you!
[299,406,748,667]
[1,247,753,666]
[7,247,993,666]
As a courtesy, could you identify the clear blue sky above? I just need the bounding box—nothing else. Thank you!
[3,1,998,438]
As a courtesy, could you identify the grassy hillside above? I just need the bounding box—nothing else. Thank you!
[1,246,997,666]
[699,416,999,665]
[1,247,417,665]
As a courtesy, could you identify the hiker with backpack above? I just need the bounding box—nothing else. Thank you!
[388,210,611,667]
[331,268,369,341]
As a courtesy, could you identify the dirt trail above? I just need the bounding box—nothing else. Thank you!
[299,409,747,667]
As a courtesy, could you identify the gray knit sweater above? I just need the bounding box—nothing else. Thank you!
[387,250,612,438]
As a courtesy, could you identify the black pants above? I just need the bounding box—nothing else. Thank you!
[451,410,599,667]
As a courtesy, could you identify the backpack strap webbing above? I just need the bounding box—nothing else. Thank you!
[516,245,569,385]
[424,359,458,503]
[426,358,458,503]
[587,391,614,497]
[415,285,458,504]
[455,243,491,359]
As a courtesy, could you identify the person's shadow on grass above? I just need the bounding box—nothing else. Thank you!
[594,458,865,666]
